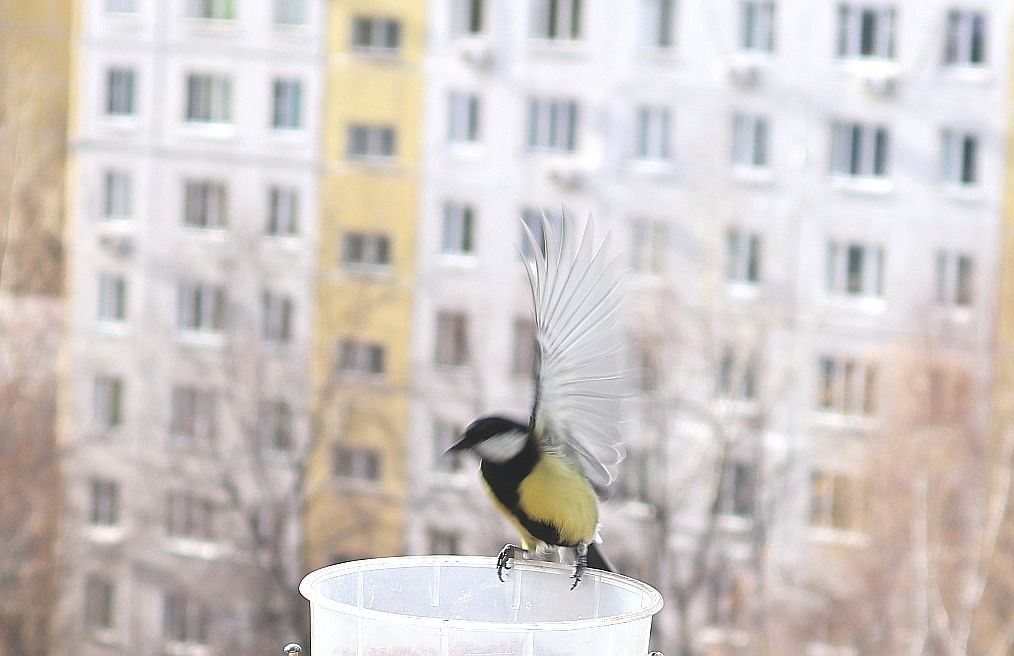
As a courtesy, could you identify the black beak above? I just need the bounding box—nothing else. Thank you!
[443,434,470,456]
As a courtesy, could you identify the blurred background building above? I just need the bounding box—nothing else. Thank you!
[1,1,1013,655]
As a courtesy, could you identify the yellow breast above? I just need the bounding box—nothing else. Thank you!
[516,451,599,546]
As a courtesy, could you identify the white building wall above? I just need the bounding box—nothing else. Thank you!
[59,2,323,654]
[409,0,1010,649]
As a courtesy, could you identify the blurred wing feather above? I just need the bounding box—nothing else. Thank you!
[523,212,627,487]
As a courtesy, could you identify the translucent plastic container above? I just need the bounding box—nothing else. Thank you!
[299,555,663,656]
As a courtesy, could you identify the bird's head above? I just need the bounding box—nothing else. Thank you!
[445,416,530,463]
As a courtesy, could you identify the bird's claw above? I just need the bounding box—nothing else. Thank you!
[571,545,588,590]
[496,544,518,582]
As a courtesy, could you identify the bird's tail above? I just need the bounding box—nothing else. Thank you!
[587,542,615,573]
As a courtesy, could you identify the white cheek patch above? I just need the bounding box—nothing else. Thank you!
[475,430,528,462]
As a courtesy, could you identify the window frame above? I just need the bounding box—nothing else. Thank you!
[266,186,300,237]
[526,97,579,153]
[105,67,136,117]
[271,78,304,130]
[184,73,233,124]
[441,202,476,255]
[350,16,402,53]
[434,311,471,368]
[447,92,481,144]
[530,0,584,41]
[634,105,672,163]
[836,4,896,61]
[739,0,775,52]
[825,240,885,299]
[944,9,987,67]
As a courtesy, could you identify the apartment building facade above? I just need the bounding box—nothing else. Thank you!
[59,1,322,653]
[406,1,1011,653]
[302,0,425,571]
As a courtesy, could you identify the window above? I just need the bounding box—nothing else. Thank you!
[451,0,485,35]
[271,78,303,130]
[266,186,299,236]
[726,228,762,284]
[89,479,120,526]
[810,471,863,532]
[830,121,889,179]
[176,282,226,333]
[520,207,563,259]
[107,0,137,12]
[163,593,210,646]
[732,113,769,169]
[85,576,115,631]
[333,445,381,481]
[935,251,974,308]
[629,218,670,275]
[166,491,215,541]
[531,0,583,41]
[716,346,758,401]
[442,202,476,255]
[93,375,124,430]
[526,98,579,153]
[512,317,539,378]
[274,0,307,25]
[941,129,979,186]
[447,92,481,144]
[97,274,127,323]
[944,10,986,66]
[640,0,676,50]
[817,356,878,415]
[347,124,397,160]
[261,400,294,451]
[262,291,294,342]
[634,106,671,162]
[183,180,227,228]
[169,386,217,443]
[433,418,464,473]
[336,339,387,376]
[428,529,460,554]
[434,311,470,367]
[105,68,135,116]
[341,232,391,267]
[184,74,232,123]
[836,4,896,60]
[826,241,885,297]
[187,0,234,20]
[714,461,756,518]
[350,16,401,52]
[740,1,775,52]
[102,170,133,219]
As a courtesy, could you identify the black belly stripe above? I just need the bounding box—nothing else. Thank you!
[480,436,569,547]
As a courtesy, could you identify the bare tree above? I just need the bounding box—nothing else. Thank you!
[0,298,62,656]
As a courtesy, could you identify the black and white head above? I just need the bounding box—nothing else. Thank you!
[445,416,530,463]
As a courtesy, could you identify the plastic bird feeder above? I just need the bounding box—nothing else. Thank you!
[299,555,663,656]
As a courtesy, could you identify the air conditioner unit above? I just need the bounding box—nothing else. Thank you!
[547,167,584,190]
[863,71,897,96]
[727,59,760,87]
[458,40,494,70]
[98,233,134,258]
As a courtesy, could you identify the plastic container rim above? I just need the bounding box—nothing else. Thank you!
[299,555,664,632]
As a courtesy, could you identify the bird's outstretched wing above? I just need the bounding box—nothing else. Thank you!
[522,211,627,488]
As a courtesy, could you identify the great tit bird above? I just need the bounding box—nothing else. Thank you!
[447,213,626,589]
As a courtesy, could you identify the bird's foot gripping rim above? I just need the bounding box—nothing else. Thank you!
[496,544,520,582]
[570,543,588,590]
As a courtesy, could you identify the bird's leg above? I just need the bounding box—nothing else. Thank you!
[571,543,588,590]
[496,544,520,582]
